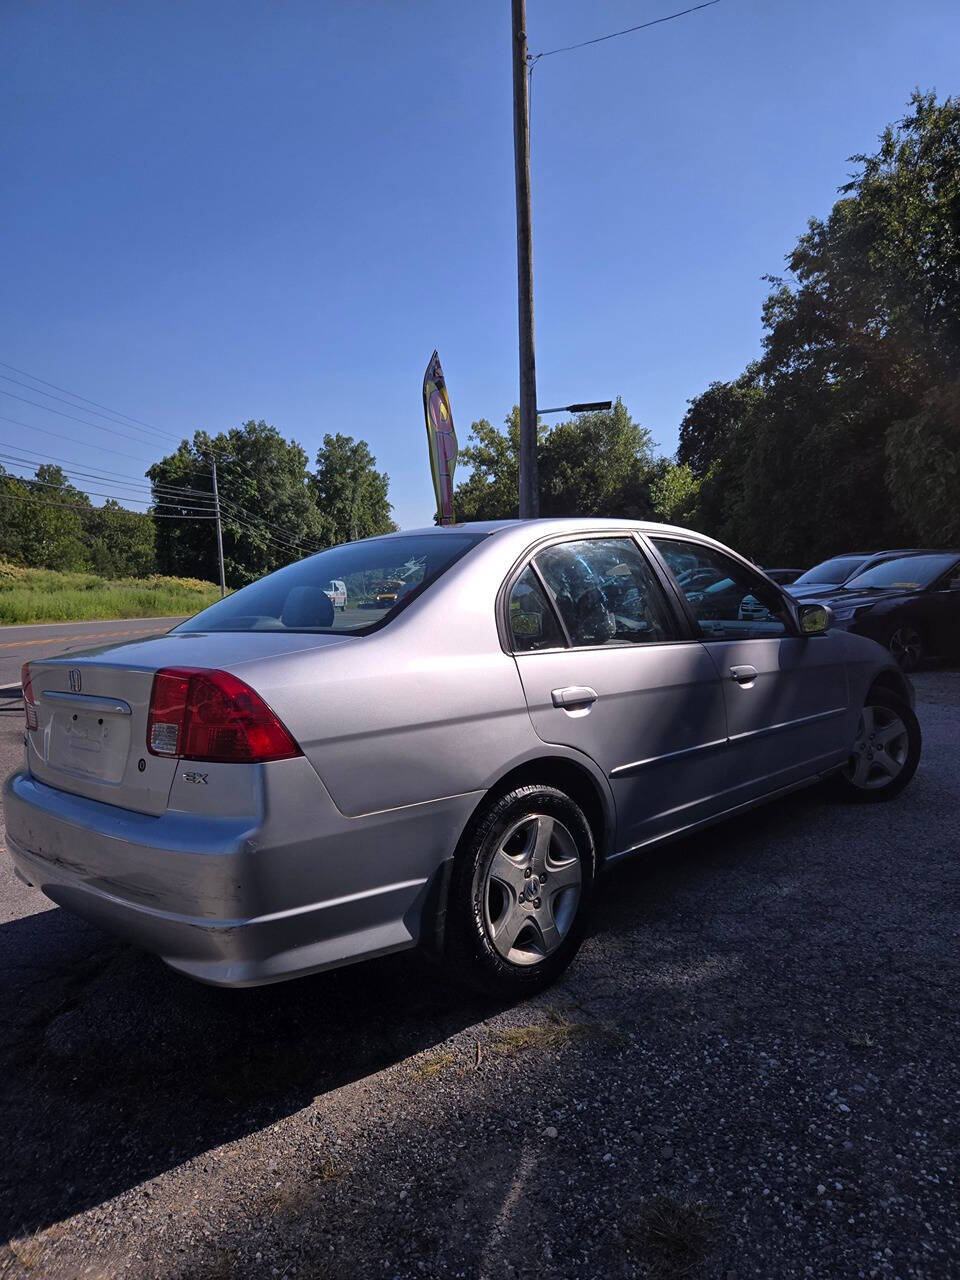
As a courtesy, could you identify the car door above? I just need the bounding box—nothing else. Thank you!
[506,535,729,853]
[649,535,851,805]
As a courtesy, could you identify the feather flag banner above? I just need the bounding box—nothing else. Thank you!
[422,350,458,525]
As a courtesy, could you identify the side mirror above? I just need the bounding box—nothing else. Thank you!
[798,603,831,636]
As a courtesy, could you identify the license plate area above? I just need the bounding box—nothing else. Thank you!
[46,707,132,783]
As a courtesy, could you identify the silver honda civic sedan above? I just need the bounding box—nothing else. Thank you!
[5,519,921,998]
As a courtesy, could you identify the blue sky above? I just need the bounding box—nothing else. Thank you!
[2,0,958,530]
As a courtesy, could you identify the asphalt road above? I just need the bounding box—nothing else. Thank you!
[0,674,957,1278]
[0,617,186,688]
[0,610,376,689]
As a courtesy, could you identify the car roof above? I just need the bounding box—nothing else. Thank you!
[379,517,709,539]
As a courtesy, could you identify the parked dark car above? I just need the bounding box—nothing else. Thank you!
[763,568,804,585]
[818,551,960,670]
[787,550,927,601]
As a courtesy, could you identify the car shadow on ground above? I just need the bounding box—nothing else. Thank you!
[0,783,827,1244]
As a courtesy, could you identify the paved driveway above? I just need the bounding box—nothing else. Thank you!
[0,674,957,1278]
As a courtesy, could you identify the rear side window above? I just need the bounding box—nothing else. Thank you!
[654,538,789,640]
[534,538,677,648]
[508,567,565,651]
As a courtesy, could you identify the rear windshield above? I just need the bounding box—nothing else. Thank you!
[844,554,957,592]
[176,533,484,634]
[792,556,866,586]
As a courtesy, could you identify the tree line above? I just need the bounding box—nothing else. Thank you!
[0,427,396,585]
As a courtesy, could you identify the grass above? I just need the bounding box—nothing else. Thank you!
[0,562,221,624]
[620,1196,720,1279]
[413,1049,460,1078]
[485,1012,617,1058]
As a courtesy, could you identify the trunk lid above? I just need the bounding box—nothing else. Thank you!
[24,629,354,814]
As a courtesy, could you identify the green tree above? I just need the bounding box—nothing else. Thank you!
[451,400,657,522]
[886,381,960,546]
[650,461,700,527]
[311,433,396,544]
[450,409,530,522]
[149,421,325,586]
[15,466,91,570]
[676,370,762,480]
[86,500,156,577]
[539,399,658,518]
[0,466,30,564]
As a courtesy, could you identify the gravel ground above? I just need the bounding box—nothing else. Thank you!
[0,672,958,1279]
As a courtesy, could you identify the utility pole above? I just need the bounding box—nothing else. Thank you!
[512,0,539,518]
[211,455,226,598]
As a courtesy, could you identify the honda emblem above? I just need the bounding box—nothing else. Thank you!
[69,668,82,693]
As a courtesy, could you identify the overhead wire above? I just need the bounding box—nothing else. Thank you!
[0,358,265,474]
[218,498,326,553]
[0,358,184,443]
[0,452,215,501]
[0,372,178,448]
[0,490,218,519]
[530,0,721,61]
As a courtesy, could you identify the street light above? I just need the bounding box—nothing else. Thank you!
[536,400,613,415]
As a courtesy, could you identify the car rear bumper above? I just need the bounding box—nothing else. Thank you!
[3,766,479,986]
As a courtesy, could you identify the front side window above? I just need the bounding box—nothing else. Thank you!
[177,533,484,634]
[533,538,677,648]
[654,538,789,640]
[508,567,566,652]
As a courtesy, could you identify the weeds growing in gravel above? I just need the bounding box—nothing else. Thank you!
[486,1013,616,1058]
[620,1196,720,1279]
[413,1049,459,1078]
[847,1030,878,1049]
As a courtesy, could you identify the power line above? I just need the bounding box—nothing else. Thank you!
[0,413,179,464]
[0,358,267,476]
[0,372,178,448]
[218,503,325,557]
[0,489,217,519]
[0,387,191,450]
[219,508,322,557]
[531,0,721,61]
[0,450,214,500]
[0,358,182,443]
[218,498,326,553]
[0,471,217,513]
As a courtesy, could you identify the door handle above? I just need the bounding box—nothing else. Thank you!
[729,665,758,686]
[551,686,599,708]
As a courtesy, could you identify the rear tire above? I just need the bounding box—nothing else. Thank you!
[445,784,595,998]
[831,687,921,803]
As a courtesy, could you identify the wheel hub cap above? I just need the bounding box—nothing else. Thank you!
[843,704,909,790]
[482,814,582,966]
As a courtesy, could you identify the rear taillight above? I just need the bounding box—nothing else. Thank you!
[147,667,301,764]
[21,663,38,732]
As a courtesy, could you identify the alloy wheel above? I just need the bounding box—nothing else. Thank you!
[842,704,910,790]
[889,625,922,670]
[482,813,582,966]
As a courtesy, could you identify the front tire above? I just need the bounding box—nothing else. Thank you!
[832,687,921,803]
[445,785,596,998]
[887,622,924,671]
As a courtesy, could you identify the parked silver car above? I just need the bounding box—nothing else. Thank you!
[6,520,921,998]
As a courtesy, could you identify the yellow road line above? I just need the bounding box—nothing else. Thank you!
[0,626,163,651]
